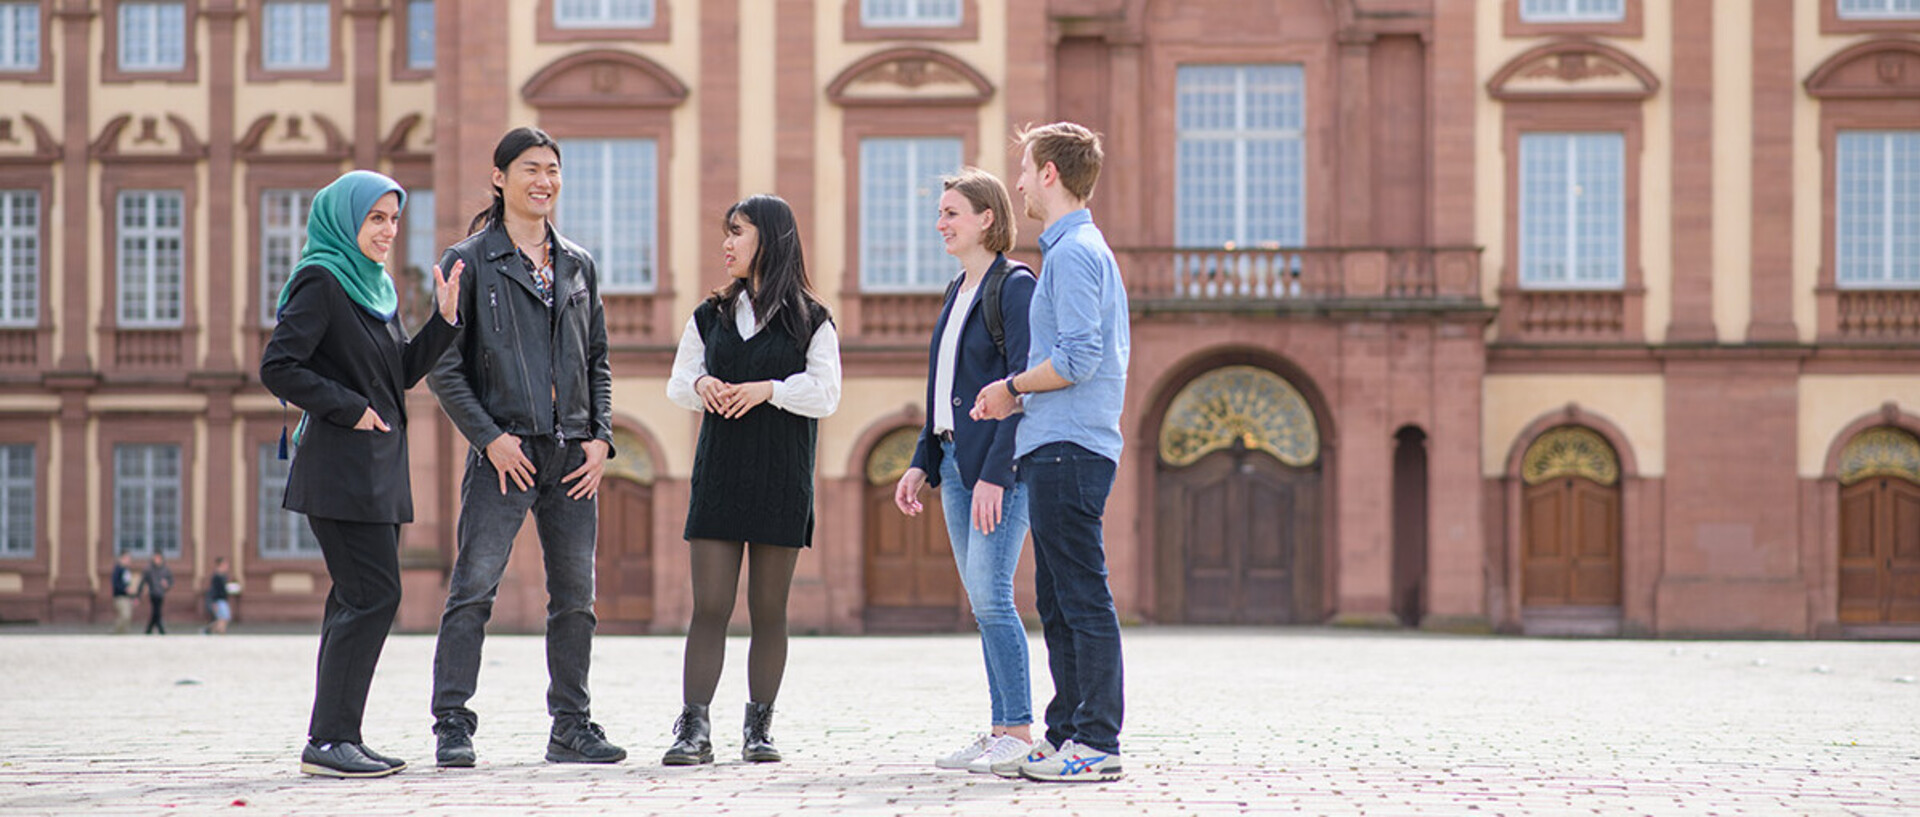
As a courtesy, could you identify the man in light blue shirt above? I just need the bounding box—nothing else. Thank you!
[972,121,1128,784]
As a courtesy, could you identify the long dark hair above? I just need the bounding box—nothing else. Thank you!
[467,126,563,235]
[710,194,824,348]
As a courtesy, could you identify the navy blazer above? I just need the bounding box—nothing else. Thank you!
[909,254,1036,490]
[260,266,458,524]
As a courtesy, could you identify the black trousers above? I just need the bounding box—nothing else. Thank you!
[306,516,402,745]
[145,596,166,634]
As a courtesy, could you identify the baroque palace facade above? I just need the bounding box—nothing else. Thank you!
[1,0,1916,637]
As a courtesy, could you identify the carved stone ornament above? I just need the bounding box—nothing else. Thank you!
[605,428,655,485]
[1805,39,1920,100]
[1159,366,1319,468]
[866,427,923,485]
[827,47,994,107]
[1838,427,1920,486]
[1488,40,1660,101]
[522,49,690,110]
[1521,426,1620,486]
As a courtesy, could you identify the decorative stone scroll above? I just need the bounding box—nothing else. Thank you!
[1159,366,1319,468]
[1838,427,1920,486]
[1521,426,1620,486]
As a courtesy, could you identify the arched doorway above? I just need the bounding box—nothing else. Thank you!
[1154,365,1323,624]
[1837,427,1920,625]
[595,429,654,634]
[861,427,965,633]
[1520,427,1622,634]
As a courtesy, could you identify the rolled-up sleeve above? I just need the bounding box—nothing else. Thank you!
[1045,243,1108,384]
[769,320,842,418]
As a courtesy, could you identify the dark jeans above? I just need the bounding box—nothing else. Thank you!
[307,517,402,744]
[1020,441,1124,755]
[432,438,599,734]
[144,596,167,634]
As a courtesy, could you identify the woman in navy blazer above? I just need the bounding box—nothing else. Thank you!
[260,170,461,779]
[894,168,1039,773]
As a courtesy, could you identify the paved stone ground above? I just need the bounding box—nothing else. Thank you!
[0,628,1916,816]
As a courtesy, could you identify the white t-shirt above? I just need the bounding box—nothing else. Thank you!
[932,282,979,433]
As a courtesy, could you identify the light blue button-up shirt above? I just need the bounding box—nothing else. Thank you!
[1016,209,1130,463]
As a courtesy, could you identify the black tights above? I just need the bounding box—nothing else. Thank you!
[681,539,800,706]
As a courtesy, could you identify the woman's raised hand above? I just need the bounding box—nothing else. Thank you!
[434,259,465,325]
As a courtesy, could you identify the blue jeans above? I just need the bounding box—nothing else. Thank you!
[937,439,1032,727]
[1020,441,1124,755]
[431,438,600,734]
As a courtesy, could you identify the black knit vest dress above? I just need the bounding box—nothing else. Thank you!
[683,297,827,549]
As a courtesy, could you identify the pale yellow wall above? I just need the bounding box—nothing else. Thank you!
[740,0,777,196]
[1482,375,1667,477]
[1797,376,1920,477]
[0,395,61,412]
[820,379,928,480]
[610,377,695,475]
[1476,4,1674,344]
[89,394,208,412]
[1713,0,1753,343]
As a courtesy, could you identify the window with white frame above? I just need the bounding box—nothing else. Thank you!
[119,190,185,326]
[0,444,31,557]
[257,443,320,557]
[0,2,39,71]
[115,444,180,557]
[563,140,658,292]
[0,191,38,326]
[1836,131,1920,289]
[1519,0,1627,22]
[260,189,313,324]
[406,0,434,69]
[263,0,329,70]
[1518,132,1625,289]
[118,2,186,71]
[1838,0,1920,18]
[1175,64,1306,248]
[553,0,652,28]
[861,0,961,27]
[859,137,962,292]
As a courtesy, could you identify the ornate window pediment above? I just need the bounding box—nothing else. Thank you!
[90,114,207,163]
[522,49,689,110]
[1488,40,1660,101]
[1838,427,1920,486]
[1805,39,1920,100]
[1522,426,1620,486]
[0,115,59,165]
[237,113,350,163]
[827,47,993,108]
[1159,366,1319,468]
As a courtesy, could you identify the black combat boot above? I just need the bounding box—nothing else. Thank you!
[742,702,781,763]
[661,703,713,765]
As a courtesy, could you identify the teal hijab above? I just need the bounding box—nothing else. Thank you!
[275,170,406,321]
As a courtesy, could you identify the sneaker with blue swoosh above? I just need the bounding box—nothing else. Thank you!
[1018,740,1123,783]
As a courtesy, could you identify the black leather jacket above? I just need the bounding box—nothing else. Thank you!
[428,222,614,453]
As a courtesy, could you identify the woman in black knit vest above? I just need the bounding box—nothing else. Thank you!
[661,194,841,765]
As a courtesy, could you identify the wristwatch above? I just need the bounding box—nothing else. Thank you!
[1004,373,1023,397]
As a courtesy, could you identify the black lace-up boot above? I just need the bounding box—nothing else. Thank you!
[661,703,713,765]
[742,702,780,763]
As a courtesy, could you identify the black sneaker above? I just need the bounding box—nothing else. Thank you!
[355,744,408,772]
[547,721,627,764]
[300,741,397,778]
[434,725,475,768]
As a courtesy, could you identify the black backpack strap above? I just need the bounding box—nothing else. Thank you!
[982,260,1022,359]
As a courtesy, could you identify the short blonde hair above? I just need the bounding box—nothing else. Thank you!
[1016,121,1104,203]
[941,167,1016,254]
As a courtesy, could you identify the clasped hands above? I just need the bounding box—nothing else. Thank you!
[694,374,775,420]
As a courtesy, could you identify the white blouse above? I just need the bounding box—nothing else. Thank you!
[665,291,842,419]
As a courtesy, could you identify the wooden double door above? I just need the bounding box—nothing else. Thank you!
[1521,476,1621,607]
[593,475,654,634]
[1156,447,1320,624]
[1839,477,1920,624]
[862,479,966,632]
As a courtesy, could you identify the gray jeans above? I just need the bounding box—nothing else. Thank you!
[431,438,599,734]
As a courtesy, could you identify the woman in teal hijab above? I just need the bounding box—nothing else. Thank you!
[260,169,464,779]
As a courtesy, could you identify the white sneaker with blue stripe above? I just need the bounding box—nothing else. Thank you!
[1018,739,1123,783]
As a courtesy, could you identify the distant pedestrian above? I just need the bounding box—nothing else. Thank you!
[109,554,136,634]
[661,194,841,766]
[203,557,234,635]
[134,553,174,635]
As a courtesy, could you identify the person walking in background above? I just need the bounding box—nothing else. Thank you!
[426,127,626,769]
[110,554,136,635]
[894,168,1039,774]
[135,553,174,635]
[203,556,234,635]
[661,194,840,766]
[260,169,462,778]
[971,122,1130,783]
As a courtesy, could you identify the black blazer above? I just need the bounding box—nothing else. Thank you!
[909,254,1036,490]
[260,265,458,524]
